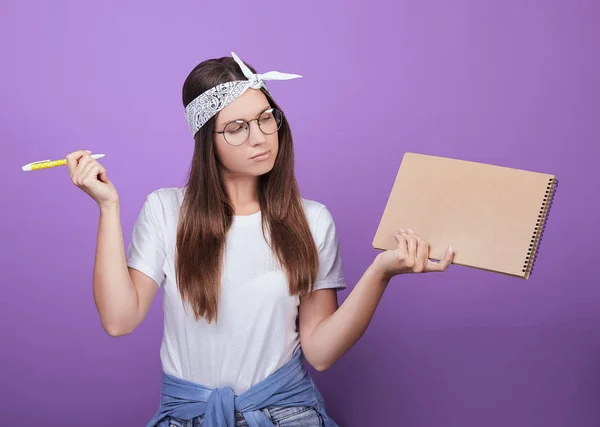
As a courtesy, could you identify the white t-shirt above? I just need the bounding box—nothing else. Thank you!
[126,187,346,395]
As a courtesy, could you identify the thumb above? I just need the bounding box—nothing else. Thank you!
[427,246,454,272]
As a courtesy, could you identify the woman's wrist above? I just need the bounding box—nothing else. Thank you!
[98,199,120,214]
[367,259,393,287]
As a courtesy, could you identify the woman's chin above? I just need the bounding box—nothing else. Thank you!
[249,159,276,176]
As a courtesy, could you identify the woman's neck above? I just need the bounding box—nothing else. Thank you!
[222,173,260,216]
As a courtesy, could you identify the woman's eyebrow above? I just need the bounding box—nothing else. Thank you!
[218,106,272,126]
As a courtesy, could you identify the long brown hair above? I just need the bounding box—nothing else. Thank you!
[177,56,318,322]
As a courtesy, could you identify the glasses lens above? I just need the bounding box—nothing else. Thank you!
[258,109,282,135]
[224,121,249,145]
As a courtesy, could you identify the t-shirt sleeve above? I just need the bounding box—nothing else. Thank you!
[126,192,166,287]
[312,205,347,292]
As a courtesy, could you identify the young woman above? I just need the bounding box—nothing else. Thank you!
[66,52,453,427]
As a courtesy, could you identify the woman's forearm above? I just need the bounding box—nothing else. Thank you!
[93,202,138,336]
[307,263,389,371]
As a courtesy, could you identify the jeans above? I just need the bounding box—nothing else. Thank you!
[166,405,323,427]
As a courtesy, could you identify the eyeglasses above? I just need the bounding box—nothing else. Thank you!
[214,108,283,146]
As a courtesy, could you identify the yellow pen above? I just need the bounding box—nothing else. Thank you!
[21,154,105,172]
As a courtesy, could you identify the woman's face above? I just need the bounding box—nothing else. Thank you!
[213,89,280,179]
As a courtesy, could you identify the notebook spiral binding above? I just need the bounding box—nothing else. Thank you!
[522,177,558,277]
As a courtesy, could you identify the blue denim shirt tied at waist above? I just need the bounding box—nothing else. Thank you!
[147,348,338,427]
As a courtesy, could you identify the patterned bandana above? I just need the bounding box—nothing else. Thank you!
[184,52,302,137]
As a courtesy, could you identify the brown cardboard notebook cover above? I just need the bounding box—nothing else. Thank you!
[372,153,557,278]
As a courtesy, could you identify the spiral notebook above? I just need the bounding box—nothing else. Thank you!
[372,153,557,278]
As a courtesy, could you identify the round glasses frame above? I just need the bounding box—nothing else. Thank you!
[214,108,283,146]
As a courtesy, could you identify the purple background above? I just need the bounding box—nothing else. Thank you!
[2,0,599,426]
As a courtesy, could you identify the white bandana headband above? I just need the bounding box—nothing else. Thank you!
[185,52,302,136]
